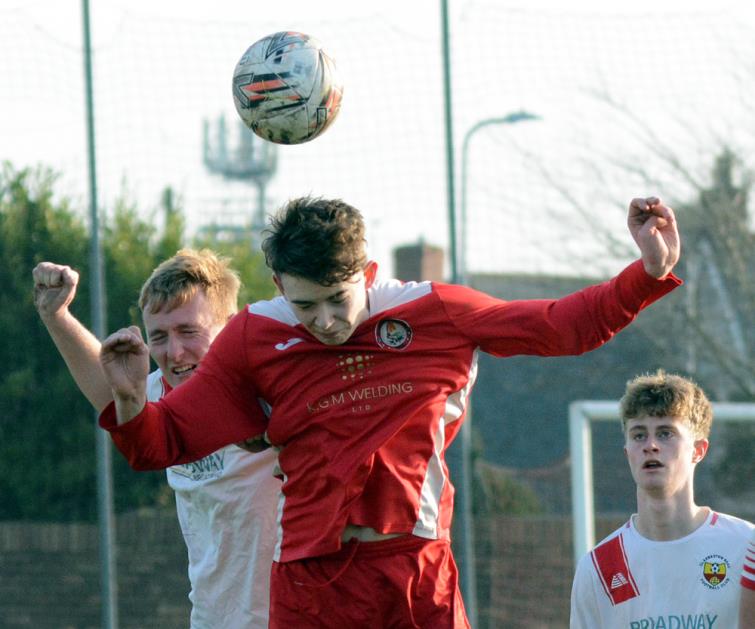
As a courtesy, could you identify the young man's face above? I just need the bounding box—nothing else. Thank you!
[274,262,377,346]
[142,290,225,388]
[623,415,708,497]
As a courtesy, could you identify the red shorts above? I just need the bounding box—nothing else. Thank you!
[269,535,470,628]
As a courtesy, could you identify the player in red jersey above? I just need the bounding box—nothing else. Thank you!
[98,195,681,628]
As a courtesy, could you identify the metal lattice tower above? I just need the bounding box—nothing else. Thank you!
[202,115,278,238]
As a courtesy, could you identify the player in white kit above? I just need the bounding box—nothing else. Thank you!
[33,250,279,628]
[570,371,753,628]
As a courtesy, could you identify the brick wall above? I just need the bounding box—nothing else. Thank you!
[0,511,190,629]
[0,511,627,629]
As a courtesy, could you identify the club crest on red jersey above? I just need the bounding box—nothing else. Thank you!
[699,554,730,589]
[375,318,413,350]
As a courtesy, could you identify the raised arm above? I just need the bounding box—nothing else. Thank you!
[437,193,683,358]
[627,196,680,279]
[99,326,150,425]
[98,311,269,469]
[33,262,112,411]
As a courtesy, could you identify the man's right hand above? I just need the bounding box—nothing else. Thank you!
[33,262,79,322]
[100,326,150,424]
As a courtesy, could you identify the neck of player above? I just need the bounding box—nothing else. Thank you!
[634,488,710,541]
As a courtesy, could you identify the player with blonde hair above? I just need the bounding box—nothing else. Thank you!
[139,248,240,323]
[33,249,279,629]
[570,371,753,628]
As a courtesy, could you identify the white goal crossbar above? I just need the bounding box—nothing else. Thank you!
[569,400,755,565]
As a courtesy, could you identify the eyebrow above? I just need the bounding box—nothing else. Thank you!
[147,323,198,335]
[627,423,677,432]
[290,289,348,306]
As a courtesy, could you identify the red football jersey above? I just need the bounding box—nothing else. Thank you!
[101,260,680,562]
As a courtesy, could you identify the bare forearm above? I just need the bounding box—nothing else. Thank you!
[114,393,147,425]
[41,310,113,411]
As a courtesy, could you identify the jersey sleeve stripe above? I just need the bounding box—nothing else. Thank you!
[590,533,640,606]
[590,548,613,601]
[619,534,640,594]
[742,539,755,589]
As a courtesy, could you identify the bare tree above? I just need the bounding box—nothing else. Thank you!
[517,90,754,400]
[522,103,755,503]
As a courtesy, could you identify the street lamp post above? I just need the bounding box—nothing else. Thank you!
[451,110,540,626]
[457,111,540,284]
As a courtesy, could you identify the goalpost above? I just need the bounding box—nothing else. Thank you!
[569,400,755,565]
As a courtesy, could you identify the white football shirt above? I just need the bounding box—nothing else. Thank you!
[570,511,753,629]
[148,370,279,629]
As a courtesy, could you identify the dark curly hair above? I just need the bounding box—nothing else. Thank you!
[262,196,368,285]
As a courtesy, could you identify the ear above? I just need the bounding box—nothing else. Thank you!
[364,261,378,288]
[692,438,709,464]
[272,274,284,295]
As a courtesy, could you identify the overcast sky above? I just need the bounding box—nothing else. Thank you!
[2,0,753,277]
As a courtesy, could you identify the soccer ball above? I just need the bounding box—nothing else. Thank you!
[231,31,343,145]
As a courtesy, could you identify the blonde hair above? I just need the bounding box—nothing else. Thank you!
[620,370,713,440]
[138,248,240,323]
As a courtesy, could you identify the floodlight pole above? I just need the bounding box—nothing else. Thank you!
[82,1,119,627]
[439,1,481,625]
